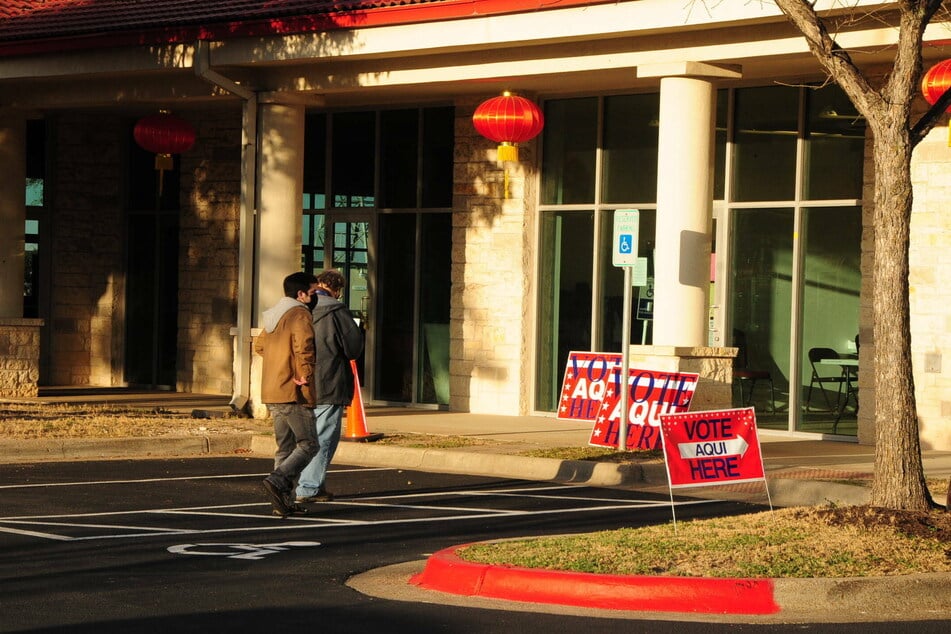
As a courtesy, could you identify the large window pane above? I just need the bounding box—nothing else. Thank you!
[598,209,656,351]
[381,109,418,208]
[714,89,727,200]
[541,98,597,204]
[377,214,416,402]
[602,94,659,203]
[418,213,451,404]
[804,86,866,200]
[303,114,327,211]
[421,106,454,208]
[730,208,794,419]
[332,112,375,207]
[535,211,594,411]
[800,206,861,434]
[732,86,799,202]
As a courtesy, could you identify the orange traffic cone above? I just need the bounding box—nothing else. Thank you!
[341,359,383,442]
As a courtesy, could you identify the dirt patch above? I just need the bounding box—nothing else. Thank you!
[805,505,951,542]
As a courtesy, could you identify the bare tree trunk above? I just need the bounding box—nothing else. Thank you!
[868,125,932,511]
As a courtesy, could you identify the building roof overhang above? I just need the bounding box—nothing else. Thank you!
[0,1,949,112]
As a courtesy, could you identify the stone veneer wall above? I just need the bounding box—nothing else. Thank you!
[176,108,242,395]
[450,97,538,415]
[48,113,125,386]
[857,81,951,452]
[909,123,951,452]
[0,319,43,397]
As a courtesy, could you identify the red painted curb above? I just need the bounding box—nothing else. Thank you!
[410,544,780,615]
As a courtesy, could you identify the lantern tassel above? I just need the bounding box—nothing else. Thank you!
[155,153,173,196]
[497,142,518,162]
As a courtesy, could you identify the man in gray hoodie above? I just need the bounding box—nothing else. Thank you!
[295,269,364,504]
[253,271,320,517]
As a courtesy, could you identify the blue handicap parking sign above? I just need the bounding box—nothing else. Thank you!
[612,209,640,266]
[619,233,633,254]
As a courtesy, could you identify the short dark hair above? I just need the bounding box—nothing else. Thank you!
[283,272,318,298]
[316,269,346,292]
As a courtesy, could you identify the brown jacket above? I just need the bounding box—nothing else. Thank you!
[253,299,317,406]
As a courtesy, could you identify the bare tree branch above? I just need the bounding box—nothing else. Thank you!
[773,0,882,120]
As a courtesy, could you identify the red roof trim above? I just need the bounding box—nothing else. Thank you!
[0,0,612,57]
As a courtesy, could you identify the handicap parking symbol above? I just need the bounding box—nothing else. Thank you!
[168,541,321,560]
[618,233,633,254]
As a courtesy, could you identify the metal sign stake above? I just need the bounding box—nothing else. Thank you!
[619,265,632,452]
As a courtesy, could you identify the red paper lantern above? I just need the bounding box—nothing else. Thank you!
[921,60,951,146]
[134,110,196,156]
[921,59,951,109]
[134,110,196,193]
[473,92,544,162]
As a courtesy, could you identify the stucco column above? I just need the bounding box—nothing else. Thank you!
[0,112,26,319]
[254,101,305,317]
[638,62,740,346]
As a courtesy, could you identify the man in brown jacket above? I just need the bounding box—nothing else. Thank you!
[254,271,320,517]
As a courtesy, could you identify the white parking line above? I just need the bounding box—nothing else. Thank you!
[0,525,75,541]
[0,518,193,534]
[0,466,388,490]
[1,476,715,544]
[0,495,714,543]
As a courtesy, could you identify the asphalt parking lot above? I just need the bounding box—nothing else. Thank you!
[0,457,712,545]
[0,456,749,633]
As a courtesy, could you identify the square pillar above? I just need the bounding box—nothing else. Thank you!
[627,343,738,412]
[0,319,44,398]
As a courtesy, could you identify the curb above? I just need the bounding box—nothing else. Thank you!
[408,545,951,621]
[410,544,780,614]
[0,434,252,463]
[0,434,873,507]
[332,441,650,487]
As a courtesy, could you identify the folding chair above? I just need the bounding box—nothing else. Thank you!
[732,329,775,413]
[806,347,847,413]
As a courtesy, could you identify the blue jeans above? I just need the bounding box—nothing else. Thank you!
[296,404,343,497]
[265,403,318,493]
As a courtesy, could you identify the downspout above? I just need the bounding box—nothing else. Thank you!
[195,39,258,413]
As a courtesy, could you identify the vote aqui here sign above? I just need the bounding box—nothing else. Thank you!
[659,407,765,488]
[556,351,698,451]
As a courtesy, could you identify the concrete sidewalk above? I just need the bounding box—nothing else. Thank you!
[335,409,951,507]
[4,402,950,508]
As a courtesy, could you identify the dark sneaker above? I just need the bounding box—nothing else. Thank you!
[262,479,292,517]
[272,503,309,517]
[295,488,334,503]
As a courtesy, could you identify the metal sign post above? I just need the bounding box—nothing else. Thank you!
[612,209,639,452]
[619,266,632,452]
